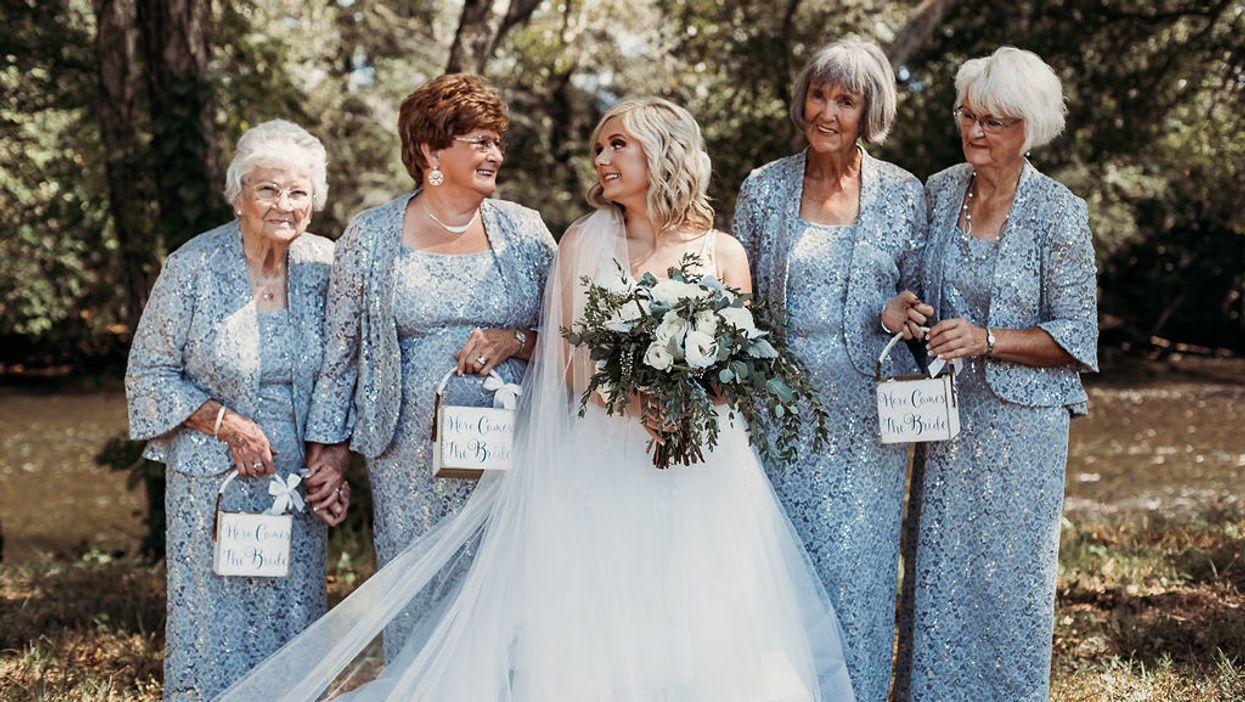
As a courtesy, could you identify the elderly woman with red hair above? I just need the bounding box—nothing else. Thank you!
[302,74,556,658]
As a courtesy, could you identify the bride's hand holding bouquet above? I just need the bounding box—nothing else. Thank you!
[564,254,828,468]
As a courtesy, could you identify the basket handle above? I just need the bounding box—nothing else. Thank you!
[875,333,906,379]
[430,366,510,441]
[212,469,241,541]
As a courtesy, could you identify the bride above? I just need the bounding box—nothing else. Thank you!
[218,97,856,702]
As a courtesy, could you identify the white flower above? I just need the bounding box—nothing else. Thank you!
[650,279,707,306]
[684,329,718,369]
[654,311,690,348]
[718,305,762,338]
[643,341,674,371]
[604,298,651,333]
[693,309,719,336]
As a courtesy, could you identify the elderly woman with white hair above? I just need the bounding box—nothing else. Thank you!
[732,37,925,701]
[889,47,1098,700]
[125,119,343,700]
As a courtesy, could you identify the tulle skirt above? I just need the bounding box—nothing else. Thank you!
[335,406,856,701]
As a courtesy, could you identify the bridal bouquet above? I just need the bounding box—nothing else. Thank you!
[563,255,827,469]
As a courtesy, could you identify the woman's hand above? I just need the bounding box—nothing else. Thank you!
[217,411,278,478]
[303,442,351,519]
[926,317,989,361]
[315,481,350,527]
[883,291,934,340]
[452,327,523,376]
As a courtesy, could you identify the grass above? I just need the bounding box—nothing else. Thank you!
[2,514,1242,701]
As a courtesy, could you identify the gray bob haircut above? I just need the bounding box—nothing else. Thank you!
[789,38,897,145]
[955,47,1067,152]
[223,120,329,211]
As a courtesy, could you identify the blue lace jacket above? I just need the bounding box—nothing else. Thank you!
[125,221,335,476]
[922,162,1099,411]
[304,193,556,458]
[733,148,927,377]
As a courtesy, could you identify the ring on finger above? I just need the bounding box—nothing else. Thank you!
[251,460,262,469]
[474,354,488,367]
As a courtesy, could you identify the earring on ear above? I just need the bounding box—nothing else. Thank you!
[428,165,445,187]
[235,210,242,217]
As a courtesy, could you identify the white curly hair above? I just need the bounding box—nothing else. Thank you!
[223,119,329,211]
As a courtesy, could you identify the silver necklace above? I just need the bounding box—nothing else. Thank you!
[249,264,285,302]
[421,198,479,235]
[957,173,1002,264]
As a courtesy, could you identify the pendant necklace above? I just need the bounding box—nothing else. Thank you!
[422,198,479,234]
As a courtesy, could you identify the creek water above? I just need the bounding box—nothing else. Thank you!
[1,360,1242,563]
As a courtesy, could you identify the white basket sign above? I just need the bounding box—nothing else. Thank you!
[212,470,303,578]
[432,368,520,480]
[875,333,961,444]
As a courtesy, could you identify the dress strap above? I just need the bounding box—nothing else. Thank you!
[697,229,718,277]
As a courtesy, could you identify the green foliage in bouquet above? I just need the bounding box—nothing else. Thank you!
[563,254,828,469]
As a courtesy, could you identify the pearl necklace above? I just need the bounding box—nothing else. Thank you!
[421,198,479,235]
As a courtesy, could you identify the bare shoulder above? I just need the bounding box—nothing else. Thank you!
[714,230,749,268]
[713,230,752,292]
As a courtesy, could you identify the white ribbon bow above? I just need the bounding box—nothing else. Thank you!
[483,375,523,410]
[265,473,305,515]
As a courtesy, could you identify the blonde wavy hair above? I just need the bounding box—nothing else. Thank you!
[586,97,714,234]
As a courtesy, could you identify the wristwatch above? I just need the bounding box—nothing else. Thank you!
[513,328,528,350]
[985,328,997,357]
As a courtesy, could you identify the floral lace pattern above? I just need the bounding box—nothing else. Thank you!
[304,193,555,657]
[733,150,926,702]
[896,164,1098,701]
[126,224,336,701]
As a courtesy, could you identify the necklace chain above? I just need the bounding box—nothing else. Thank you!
[421,198,479,235]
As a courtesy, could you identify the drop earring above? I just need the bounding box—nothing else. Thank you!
[428,165,445,187]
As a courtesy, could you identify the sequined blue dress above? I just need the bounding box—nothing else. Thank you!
[162,309,328,700]
[124,223,334,701]
[305,193,556,657]
[898,163,1098,701]
[733,149,926,702]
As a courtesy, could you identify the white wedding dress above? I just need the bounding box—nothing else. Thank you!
[216,209,855,702]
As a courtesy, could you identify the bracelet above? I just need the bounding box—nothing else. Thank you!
[880,311,898,336]
[212,405,228,436]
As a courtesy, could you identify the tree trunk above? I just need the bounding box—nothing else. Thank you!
[884,0,959,67]
[446,0,542,74]
[93,0,154,334]
[137,0,223,252]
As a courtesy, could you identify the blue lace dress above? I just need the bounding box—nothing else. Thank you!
[163,309,327,701]
[895,162,1098,702]
[768,220,910,702]
[904,231,1069,701]
[372,246,536,656]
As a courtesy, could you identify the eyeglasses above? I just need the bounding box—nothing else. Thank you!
[453,135,507,155]
[246,181,312,208]
[953,106,1022,134]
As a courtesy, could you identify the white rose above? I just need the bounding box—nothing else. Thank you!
[650,279,706,306]
[684,329,718,369]
[603,298,651,332]
[718,305,762,338]
[654,310,690,348]
[693,309,719,336]
[643,341,674,371]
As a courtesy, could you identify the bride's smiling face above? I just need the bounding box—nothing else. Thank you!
[593,116,648,210]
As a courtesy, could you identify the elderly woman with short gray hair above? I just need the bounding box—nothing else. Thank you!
[125,119,343,700]
[889,47,1098,700]
[732,37,925,701]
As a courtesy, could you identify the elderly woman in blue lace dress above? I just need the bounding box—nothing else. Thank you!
[732,38,925,702]
[888,47,1099,701]
[303,74,556,658]
[125,120,343,700]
